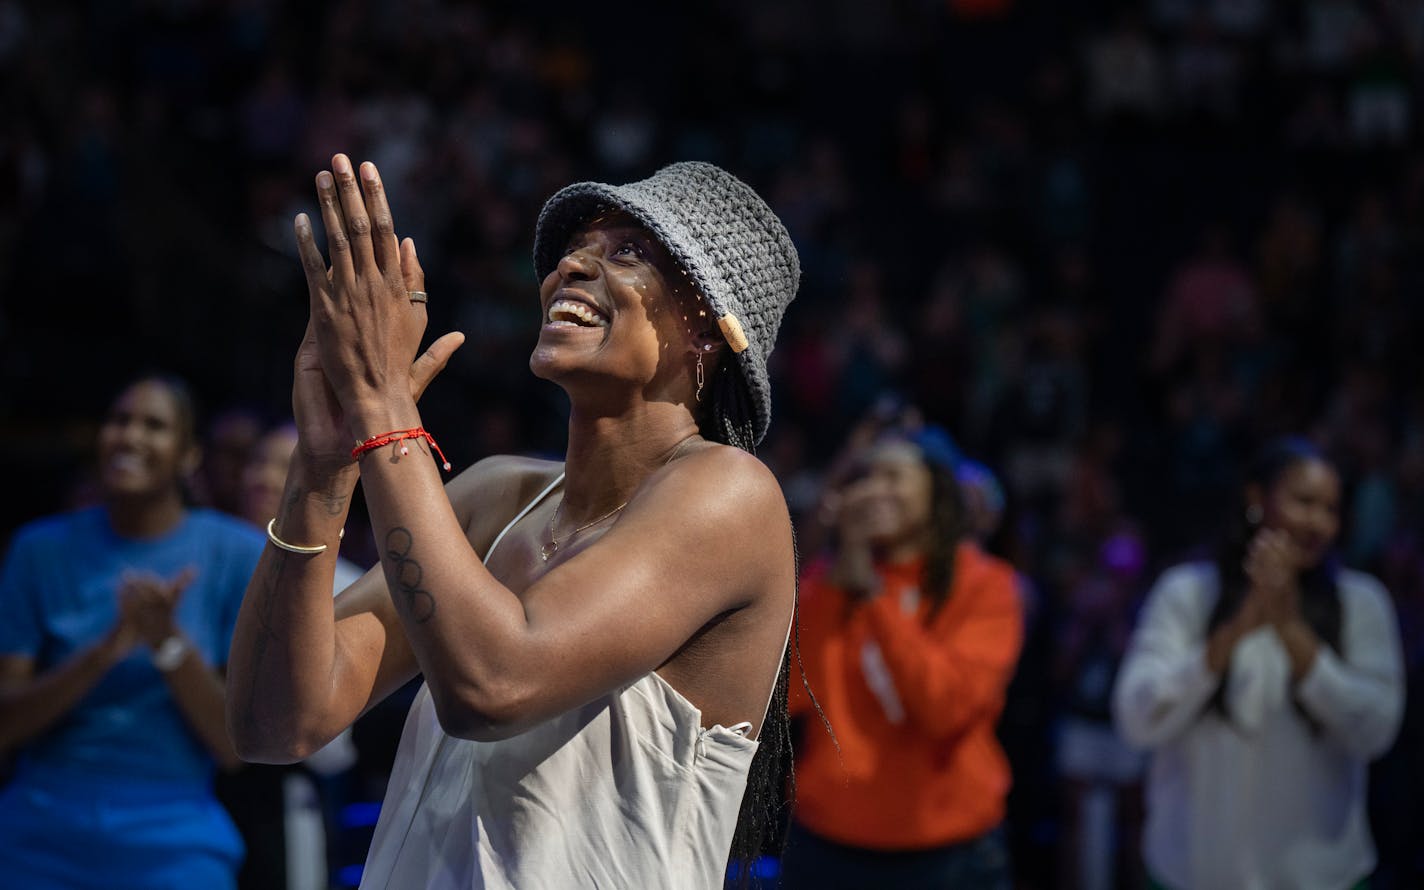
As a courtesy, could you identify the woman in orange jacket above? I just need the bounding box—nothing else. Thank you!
[784,426,1024,889]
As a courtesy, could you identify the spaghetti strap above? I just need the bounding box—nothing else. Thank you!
[485,472,564,563]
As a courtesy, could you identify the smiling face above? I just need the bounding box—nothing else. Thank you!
[1253,456,1342,568]
[852,440,936,552]
[530,211,719,406]
[97,380,199,502]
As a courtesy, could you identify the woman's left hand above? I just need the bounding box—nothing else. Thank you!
[298,153,441,435]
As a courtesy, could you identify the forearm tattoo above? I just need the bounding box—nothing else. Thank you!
[385,527,436,623]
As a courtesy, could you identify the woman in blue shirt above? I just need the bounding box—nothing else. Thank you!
[0,375,267,889]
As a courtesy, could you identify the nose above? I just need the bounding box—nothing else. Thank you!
[111,417,142,444]
[557,246,600,281]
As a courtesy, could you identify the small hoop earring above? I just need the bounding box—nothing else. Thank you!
[695,353,705,402]
[1245,504,1263,525]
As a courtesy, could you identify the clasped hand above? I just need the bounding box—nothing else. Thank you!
[1242,528,1304,626]
[291,153,464,467]
[112,567,197,653]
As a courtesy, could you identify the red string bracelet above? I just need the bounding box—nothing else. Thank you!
[351,427,452,471]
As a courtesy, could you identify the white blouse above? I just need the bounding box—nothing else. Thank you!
[1112,562,1404,890]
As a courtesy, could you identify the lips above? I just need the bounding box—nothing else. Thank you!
[546,289,609,328]
[107,453,146,474]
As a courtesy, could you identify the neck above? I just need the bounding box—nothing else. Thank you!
[561,402,701,519]
[105,491,187,539]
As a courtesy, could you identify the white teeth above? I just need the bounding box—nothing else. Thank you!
[548,299,607,327]
[110,455,143,472]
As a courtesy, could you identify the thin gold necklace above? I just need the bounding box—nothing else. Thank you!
[540,435,697,562]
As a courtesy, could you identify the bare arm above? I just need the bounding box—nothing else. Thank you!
[356,440,787,741]
[0,636,132,754]
[122,569,245,770]
[227,461,417,763]
[155,641,243,770]
[227,170,461,762]
[227,453,519,763]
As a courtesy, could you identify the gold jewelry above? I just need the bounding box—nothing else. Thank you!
[541,499,627,562]
[408,290,429,304]
[540,435,697,562]
[267,518,343,555]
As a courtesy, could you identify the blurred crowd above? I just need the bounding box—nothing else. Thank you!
[4,0,1424,887]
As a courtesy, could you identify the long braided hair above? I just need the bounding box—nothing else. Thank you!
[698,359,799,885]
[1204,437,1343,726]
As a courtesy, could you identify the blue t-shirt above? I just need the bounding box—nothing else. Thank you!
[0,507,265,787]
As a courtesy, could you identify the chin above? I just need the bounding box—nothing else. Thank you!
[528,346,568,383]
[101,480,163,501]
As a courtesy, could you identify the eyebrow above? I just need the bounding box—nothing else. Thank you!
[567,225,661,255]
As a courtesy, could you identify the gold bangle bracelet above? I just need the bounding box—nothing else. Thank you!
[266,518,342,555]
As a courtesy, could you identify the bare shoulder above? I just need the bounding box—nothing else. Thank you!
[447,454,565,554]
[648,444,785,523]
[636,444,793,591]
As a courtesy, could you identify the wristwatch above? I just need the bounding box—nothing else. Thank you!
[151,635,191,672]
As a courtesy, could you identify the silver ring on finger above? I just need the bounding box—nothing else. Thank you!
[408,290,429,304]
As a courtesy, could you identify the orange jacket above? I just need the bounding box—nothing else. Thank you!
[789,543,1024,850]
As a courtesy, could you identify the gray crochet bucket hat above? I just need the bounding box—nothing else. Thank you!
[533,161,800,446]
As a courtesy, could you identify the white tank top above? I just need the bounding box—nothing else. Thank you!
[359,473,777,889]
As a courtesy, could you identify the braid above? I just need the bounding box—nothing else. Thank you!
[727,522,836,888]
[714,371,832,886]
[701,354,841,884]
[705,360,759,455]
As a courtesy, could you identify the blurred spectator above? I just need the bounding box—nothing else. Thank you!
[826,260,910,430]
[1150,225,1261,374]
[1056,530,1149,890]
[1169,13,1242,119]
[0,376,265,889]
[784,424,1023,888]
[1084,13,1167,120]
[1113,438,1404,889]
[194,408,264,518]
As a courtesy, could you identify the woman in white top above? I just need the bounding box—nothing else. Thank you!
[1113,437,1404,890]
[226,156,800,889]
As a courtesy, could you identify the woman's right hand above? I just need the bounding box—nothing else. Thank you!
[290,226,464,474]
